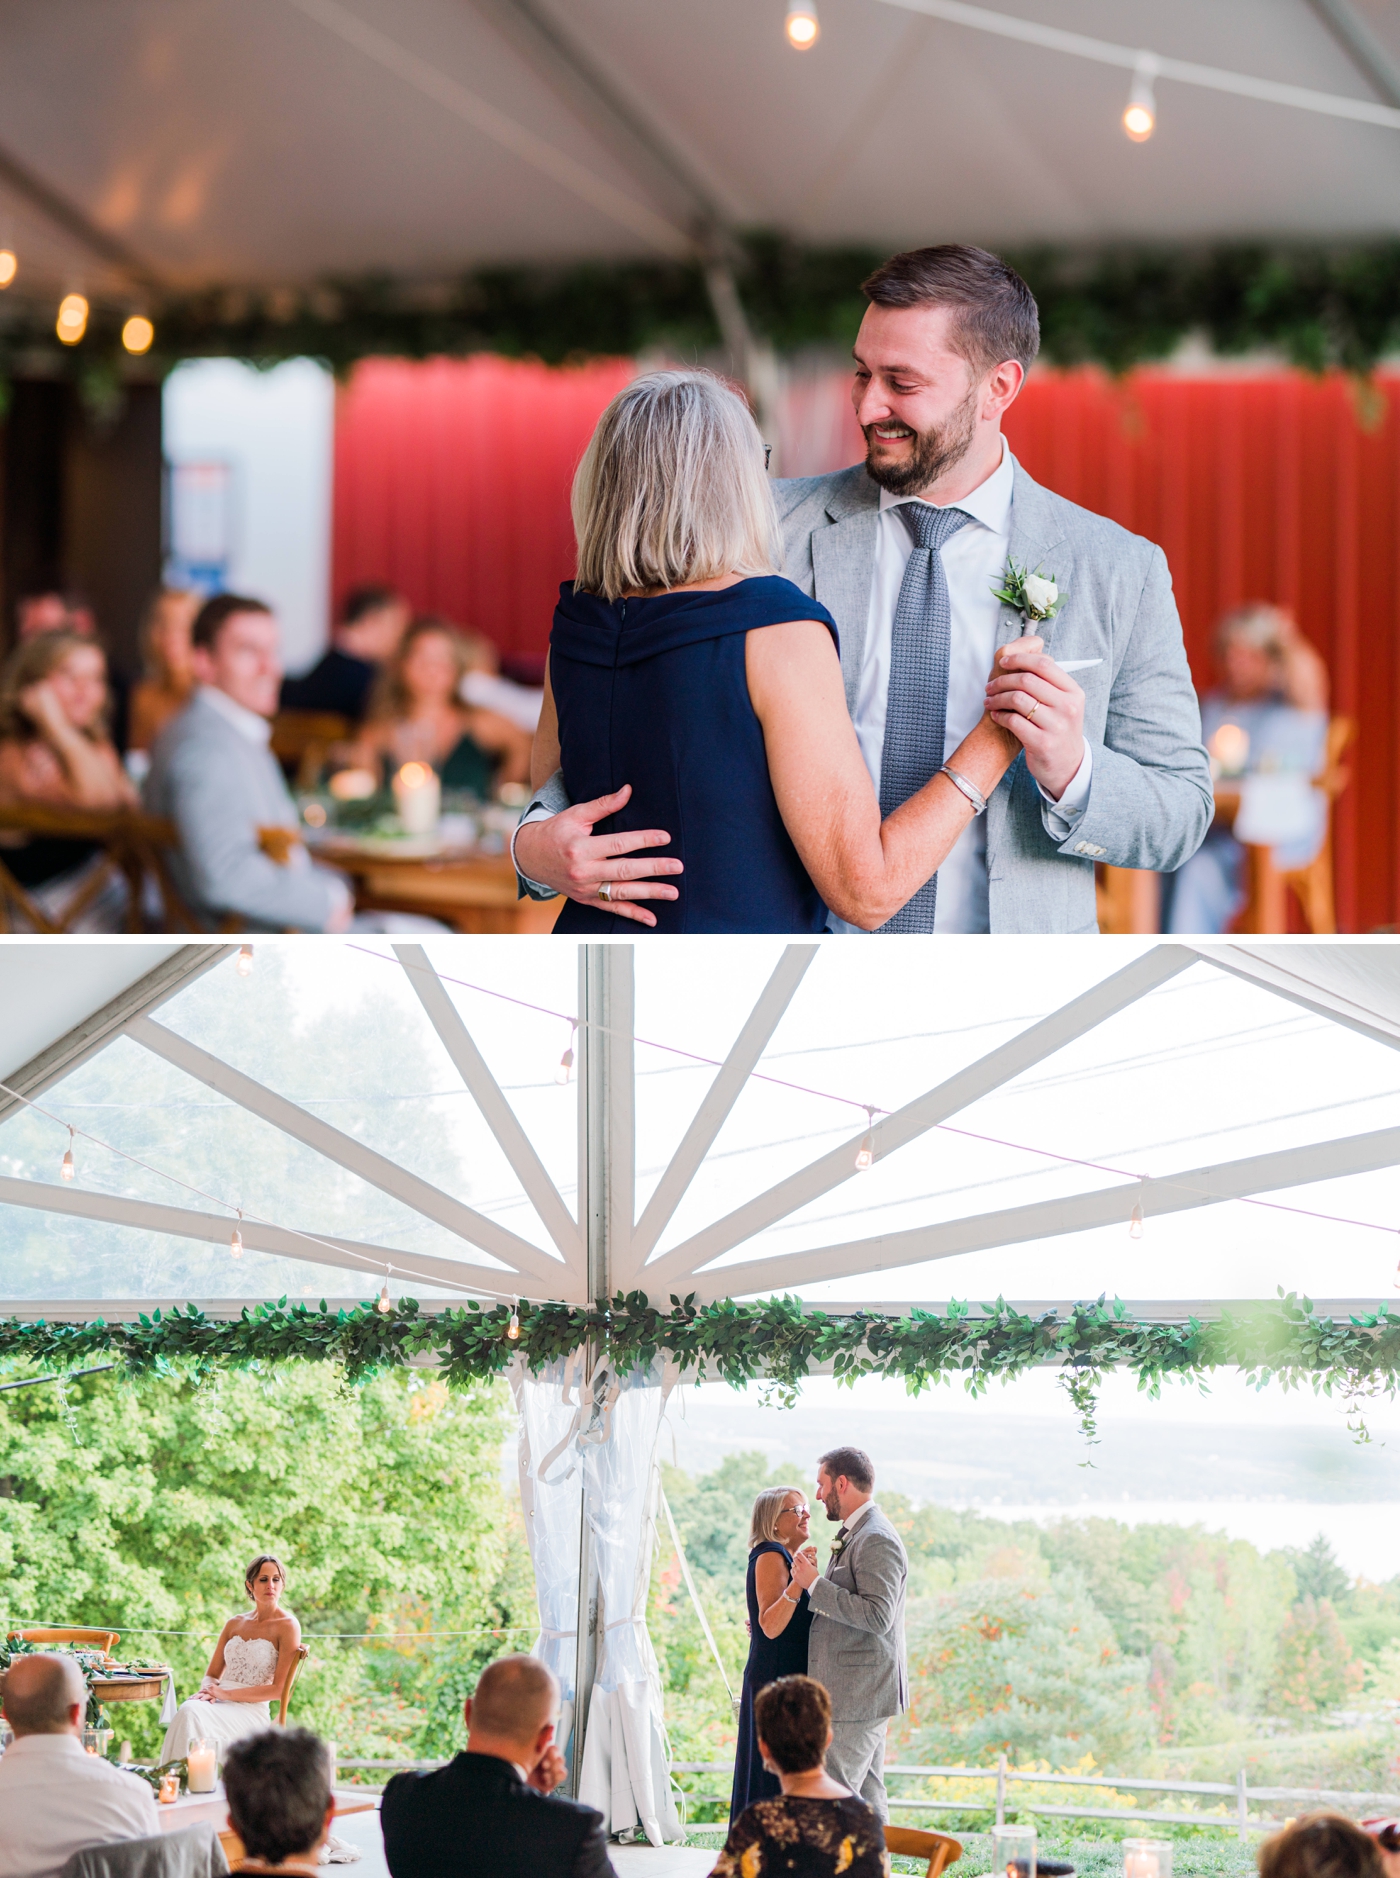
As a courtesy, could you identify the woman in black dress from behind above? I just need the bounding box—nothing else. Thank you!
[732,1487,816,1823]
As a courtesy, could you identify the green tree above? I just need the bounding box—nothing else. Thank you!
[1269,1597,1366,1714]
[1280,1534,1351,1608]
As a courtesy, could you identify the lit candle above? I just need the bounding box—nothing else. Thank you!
[393,761,440,835]
[1123,1839,1171,1878]
[158,1772,180,1804]
[186,1740,217,1793]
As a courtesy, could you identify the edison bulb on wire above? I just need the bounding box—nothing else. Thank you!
[122,314,154,355]
[1122,55,1157,142]
[231,1212,244,1258]
[0,251,17,289]
[377,1283,393,1315]
[556,1022,577,1084]
[56,293,88,345]
[785,2,819,48]
[60,1128,76,1181]
[855,1108,875,1172]
[506,1303,521,1341]
[1129,1200,1144,1240]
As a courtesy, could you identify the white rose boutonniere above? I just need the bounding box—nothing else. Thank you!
[829,1534,847,1558]
[993,558,1066,625]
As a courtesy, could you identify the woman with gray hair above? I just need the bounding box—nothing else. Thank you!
[731,1486,816,1823]
[532,368,1028,932]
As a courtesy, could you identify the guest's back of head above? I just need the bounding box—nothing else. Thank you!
[754,1674,831,1775]
[224,1727,332,1865]
[0,1651,85,1734]
[468,1653,558,1750]
[1259,1815,1384,1878]
[572,369,780,602]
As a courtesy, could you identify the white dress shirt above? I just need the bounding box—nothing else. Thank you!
[837,440,1091,933]
[0,1734,160,1878]
[197,682,275,745]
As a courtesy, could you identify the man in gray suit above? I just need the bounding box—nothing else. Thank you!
[145,594,354,932]
[512,245,1211,932]
[789,1445,906,1822]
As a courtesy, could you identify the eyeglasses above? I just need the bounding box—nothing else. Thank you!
[763,444,772,470]
[782,1503,810,1519]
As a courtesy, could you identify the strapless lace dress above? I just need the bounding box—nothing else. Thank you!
[160,1633,279,1764]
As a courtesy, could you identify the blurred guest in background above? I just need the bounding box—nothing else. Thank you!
[1165,602,1329,934]
[14,588,129,751]
[14,591,73,642]
[457,628,545,735]
[0,631,136,929]
[1259,1815,1383,1878]
[352,616,531,796]
[128,586,199,754]
[280,581,412,721]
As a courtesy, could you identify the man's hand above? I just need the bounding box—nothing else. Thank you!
[514,784,682,929]
[790,1546,820,1592]
[527,1744,568,1793]
[984,637,1086,801]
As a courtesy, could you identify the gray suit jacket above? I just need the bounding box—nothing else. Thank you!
[144,690,345,931]
[61,1825,228,1878]
[775,456,1213,933]
[806,1504,908,1725]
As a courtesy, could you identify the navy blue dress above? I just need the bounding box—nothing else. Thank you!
[548,578,839,934]
[731,1541,813,1824]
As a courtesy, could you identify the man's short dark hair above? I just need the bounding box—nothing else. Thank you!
[1259,1815,1384,1878]
[192,593,272,653]
[862,245,1040,377]
[342,583,402,624]
[754,1675,831,1775]
[224,1728,331,1864]
[818,1446,874,1492]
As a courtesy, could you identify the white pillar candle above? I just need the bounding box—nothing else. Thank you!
[186,1739,217,1793]
[393,762,440,835]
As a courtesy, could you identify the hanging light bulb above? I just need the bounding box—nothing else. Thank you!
[0,251,17,289]
[56,293,88,345]
[855,1107,875,1172]
[60,1127,76,1182]
[121,313,155,355]
[376,1283,393,1315]
[236,944,254,977]
[506,1301,521,1341]
[230,1209,244,1259]
[1129,1184,1145,1241]
[785,2,819,48]
[555,1020,577,1084]
[1122,54,1158,142]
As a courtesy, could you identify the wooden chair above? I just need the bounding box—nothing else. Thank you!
[1094,863,1160,933]
[884,1826,963,1878]
[277,1643,310,1725]
[0,803,198,933]
[9,1626,120,1654]
[270,711,352,791]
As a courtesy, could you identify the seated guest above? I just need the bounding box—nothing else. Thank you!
[1259,1815,1383,1878]
[456,629,545,736]
[349,616,531,796]
[15,591,130,752]
[1166,601,1330,934]
[280,583,411,722]
[0,1653,159,1878]
[380,1654,615,1878]
[223,1728,334,1876]
[128,587,198,753]
[713,1675,886,1878]
[1363,1822,1400,1878]
[0,631,137,930]
[144,595,355,932]
[162,1554,302,1765]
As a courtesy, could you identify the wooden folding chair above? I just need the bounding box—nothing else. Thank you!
[9,1626,120,1655]
[277,1643,310,1725]
[884,1827,963,1878]
[0,803,198,933]
[271,711,352,791]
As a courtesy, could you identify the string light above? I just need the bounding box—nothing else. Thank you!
[855,1107,875,1172]
[785,2,819,48]
[1130,1184,1146,1240]
[0,252,17,289]
[506,1301,521,1341]
[236,945,254,977]
[230,1209,243,1259]
[376,1283,393,1315]
[60,1127,75,1182]
[121,314,154,355]
[1123,55,1157,141]
[56,294,88,345]
[555,1020,578,1085]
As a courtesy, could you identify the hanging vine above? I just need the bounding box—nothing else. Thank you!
[3,1288,1398,1442]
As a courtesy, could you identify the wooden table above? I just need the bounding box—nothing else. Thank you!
[92,1672,170,1704]
[309,836,561,933]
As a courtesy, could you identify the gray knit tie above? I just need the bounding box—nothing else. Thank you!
[876,501,974,933]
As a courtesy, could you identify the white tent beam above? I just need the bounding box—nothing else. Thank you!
[125,1015,567,1285]
[0,944,231,1126]
[0,1173,532,1296]
[622,944,819,1284]
[639,943,1197,1295]
[0,1298,462,1325]
[1195,943,1400,1050]
[693,1119,1400,1298]
[394,943,582,1268]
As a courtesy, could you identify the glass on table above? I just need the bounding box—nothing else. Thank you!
[992,1822,1037,1878]
[158,1770,180,1804]
[1124,1840,1172,1878]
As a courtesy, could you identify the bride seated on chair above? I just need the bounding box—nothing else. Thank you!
[161,1554,302,1764]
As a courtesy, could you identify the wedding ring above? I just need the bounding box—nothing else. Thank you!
[597,882,612,901]
[1025,699,1040,721]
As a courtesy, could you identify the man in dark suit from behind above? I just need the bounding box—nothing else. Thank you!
[380,1653,616,1878]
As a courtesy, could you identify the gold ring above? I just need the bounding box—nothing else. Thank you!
[1025,700,1039,721]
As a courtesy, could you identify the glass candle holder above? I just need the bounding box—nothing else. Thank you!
[1124,1841,1173,1878]
[82,1727,99,1755]
[185,1739,217,1793]
[157,1772,180,1804]
[993,1822,1037,1878]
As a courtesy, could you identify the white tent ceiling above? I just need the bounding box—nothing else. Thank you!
[3,936,1400,1328]
[1,0,1399,302]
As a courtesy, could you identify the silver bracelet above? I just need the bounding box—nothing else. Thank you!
[940,764,987,815]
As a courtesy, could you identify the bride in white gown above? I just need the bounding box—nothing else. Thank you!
[161,1554,303,1764]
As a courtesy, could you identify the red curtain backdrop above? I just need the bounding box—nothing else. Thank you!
[332,357,1400,931]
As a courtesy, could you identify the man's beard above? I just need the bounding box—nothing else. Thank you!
[863,389,978,496]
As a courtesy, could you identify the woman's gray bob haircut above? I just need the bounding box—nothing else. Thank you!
[572,369,782,601]
[750,1486,803,1552]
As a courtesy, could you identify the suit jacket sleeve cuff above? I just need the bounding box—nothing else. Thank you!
[512,769,573,900]
[1037,739,1092,841]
